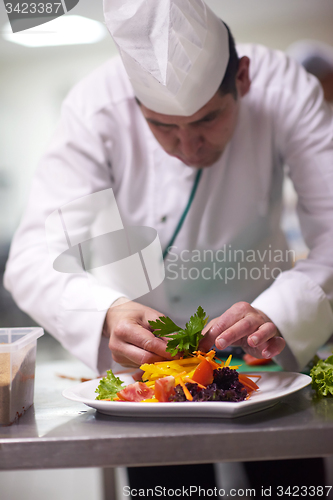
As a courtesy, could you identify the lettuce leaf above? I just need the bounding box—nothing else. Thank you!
[149,306,208,357]
[310,355,333,397]
[95,370,125,400]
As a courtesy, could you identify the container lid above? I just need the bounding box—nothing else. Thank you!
[0,327,44,353]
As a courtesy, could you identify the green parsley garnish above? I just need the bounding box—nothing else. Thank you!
[149,306,209,357]
[95,370,125,400]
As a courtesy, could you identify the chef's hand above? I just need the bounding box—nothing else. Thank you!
[199,302,285,359]
[103,298,172,368]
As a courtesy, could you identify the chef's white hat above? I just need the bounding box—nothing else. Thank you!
[103,0,229,116]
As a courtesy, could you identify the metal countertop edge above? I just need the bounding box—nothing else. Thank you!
[1,428,332,470]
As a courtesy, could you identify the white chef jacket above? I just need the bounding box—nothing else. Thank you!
[4,44,333,374]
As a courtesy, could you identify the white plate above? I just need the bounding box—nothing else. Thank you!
[62,371,311,418]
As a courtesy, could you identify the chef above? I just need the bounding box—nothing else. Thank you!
[4,0,333,375]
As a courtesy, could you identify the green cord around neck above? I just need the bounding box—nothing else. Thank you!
[163,169,203,260]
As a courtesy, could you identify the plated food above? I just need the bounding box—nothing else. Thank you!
[62,306,311,418]
[95,306,260,404]
[95,350,260,403]
[63,371,311,418]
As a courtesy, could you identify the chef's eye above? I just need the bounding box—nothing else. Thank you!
[192,115,217,128]
[158,123,175,128]
[201,114,218,123]
[155,123,176,130]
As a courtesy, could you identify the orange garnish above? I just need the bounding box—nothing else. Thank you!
[178,378,193,401]
[184,377,206,389]
[197,353,219,370]
[238,374,259,393]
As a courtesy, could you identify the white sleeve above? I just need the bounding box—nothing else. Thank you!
[252,57,333,371]
[3,97,125,374]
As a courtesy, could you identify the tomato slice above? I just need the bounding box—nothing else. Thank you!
[243,354,272,366]
[192,358,214,386]
[154,376,176,402]
[117,382,154,402]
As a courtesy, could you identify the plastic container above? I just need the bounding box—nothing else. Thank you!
[0,327,44,425]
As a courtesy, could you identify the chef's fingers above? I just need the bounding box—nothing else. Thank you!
[261,335,286,358]
[214,313,265,350]
[111,344,168,367]
[201,318,218,336]
[132,370,144,381]
[111,322,172,363]
[235,333,285,360]
[210,302,254,335]
[199,318,221,351]
[200,302,260,351]
[135,326,173,359]
[247,321,278,349]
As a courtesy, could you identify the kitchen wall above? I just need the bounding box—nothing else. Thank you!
[0,44,118,243]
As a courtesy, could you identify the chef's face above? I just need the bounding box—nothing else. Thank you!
[140,57,251,168]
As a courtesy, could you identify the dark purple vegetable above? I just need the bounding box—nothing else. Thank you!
[170,367,247,402]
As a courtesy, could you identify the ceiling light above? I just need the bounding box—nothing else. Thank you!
[2,15,108,47]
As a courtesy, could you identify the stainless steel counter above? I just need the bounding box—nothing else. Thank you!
[1,360,333,471]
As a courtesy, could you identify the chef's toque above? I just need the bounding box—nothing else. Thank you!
[103,0,229,116]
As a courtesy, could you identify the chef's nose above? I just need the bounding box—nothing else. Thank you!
[177,128,204,156]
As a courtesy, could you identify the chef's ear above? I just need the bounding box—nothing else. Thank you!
[236,57,251,98]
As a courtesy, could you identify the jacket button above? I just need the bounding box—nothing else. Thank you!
[160,215,167,223]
